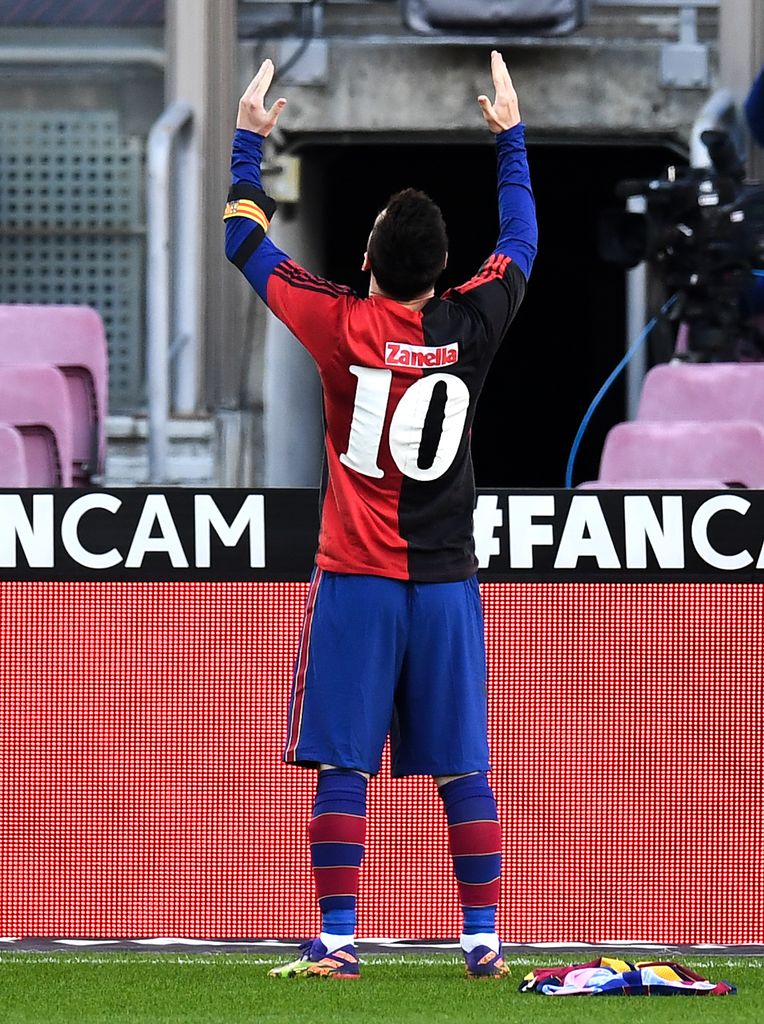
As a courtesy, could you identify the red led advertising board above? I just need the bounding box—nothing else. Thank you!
[0,488,762,942]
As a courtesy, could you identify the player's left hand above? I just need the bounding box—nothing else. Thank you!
[237,58,287,137]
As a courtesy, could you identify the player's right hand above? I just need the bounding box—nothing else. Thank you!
[237,58,287,137]
[478,51,521,134]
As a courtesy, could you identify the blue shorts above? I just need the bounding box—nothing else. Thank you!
[284,569,490,777]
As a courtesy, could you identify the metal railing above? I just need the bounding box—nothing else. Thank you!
[238,0,718,50]
[690,87,747,168]
[592,1,716,6]
[146,102,200,485]
[0,45,164,66]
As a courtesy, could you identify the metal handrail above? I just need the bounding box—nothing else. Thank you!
[592,0,716,6]
[689,87,746,168]
[146,101,199,485]
[0,46,165,66]
[240,0,718,47]
[242,0,719,5]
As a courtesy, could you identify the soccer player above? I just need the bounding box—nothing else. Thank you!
[224,51,537,979]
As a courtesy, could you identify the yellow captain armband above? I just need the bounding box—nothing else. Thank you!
[223,199,270,231]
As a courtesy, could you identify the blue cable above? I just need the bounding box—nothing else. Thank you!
[564,293,679,488]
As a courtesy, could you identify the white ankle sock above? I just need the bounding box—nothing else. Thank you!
[320,931,355,955]
[460,932,500,954]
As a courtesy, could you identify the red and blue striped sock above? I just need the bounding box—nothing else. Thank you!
[309,768,367,939]
[439,773,502,937]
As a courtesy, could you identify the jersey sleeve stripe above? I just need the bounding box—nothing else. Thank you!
[271,271,353,302]
[450,253,512,296]
[227,224,268,271]
[226,181,277,214]
[270,260,354,299]
[274,259,356,298]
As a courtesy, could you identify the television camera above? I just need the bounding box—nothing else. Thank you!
[600,129,764,361]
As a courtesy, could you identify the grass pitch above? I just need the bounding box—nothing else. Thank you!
[0,951,760,1024]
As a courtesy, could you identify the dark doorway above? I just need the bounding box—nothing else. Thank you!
[315,139,680,487]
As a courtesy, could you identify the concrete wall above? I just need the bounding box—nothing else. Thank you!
[237,38,717,144]
[0,28,164,135]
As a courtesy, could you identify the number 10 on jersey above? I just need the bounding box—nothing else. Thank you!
[339,365,470,482]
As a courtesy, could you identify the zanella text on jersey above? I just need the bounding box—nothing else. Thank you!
[384,340,460,368]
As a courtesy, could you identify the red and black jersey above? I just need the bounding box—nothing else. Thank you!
[265,256,525,581]
[225,127,537,582]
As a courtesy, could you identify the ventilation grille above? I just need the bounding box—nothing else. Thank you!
[0,110,146,410]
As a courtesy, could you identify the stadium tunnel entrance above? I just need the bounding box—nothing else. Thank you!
[270,138,683,488]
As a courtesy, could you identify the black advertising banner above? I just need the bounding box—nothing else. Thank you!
[0,489,318,583]
[1,488,763,582]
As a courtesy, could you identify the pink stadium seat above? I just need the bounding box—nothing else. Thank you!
[637,362,764,425]
[578,478,729,490]
[0,304,108,485]
[0,423,29,486]
[0,365,74,486]
[596,420,764,489]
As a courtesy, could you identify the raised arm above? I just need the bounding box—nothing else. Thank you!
[445,52,538,346]
[224,59,289,299]
[224,59,353,366]
[478,50,537,280]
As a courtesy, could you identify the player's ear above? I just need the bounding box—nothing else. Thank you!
[364,217,381,272]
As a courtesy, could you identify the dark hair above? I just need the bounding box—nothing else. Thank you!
[367,188,448,301]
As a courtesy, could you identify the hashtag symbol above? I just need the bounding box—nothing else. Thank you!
[473,494,503,568]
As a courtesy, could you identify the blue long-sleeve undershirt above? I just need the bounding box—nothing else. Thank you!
[494,123,537,280]
[227,129,289,300]
[226,122,538,292]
